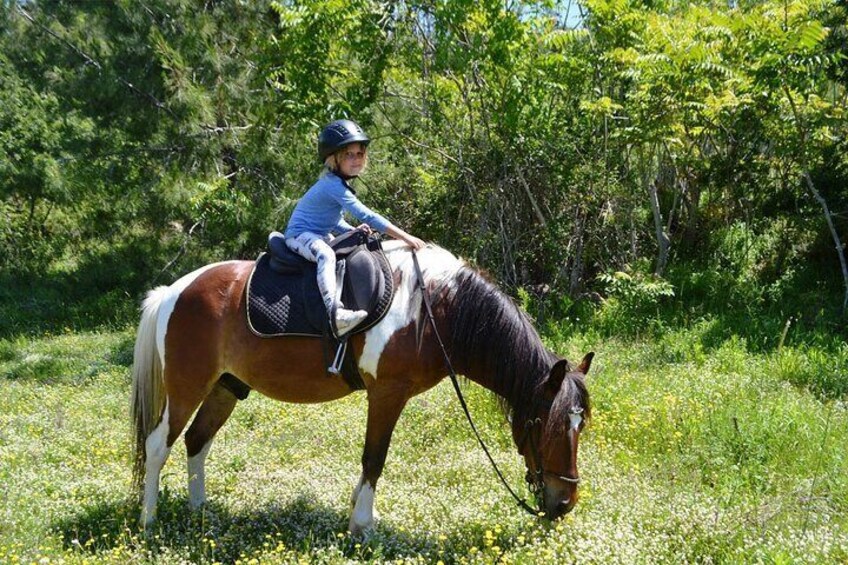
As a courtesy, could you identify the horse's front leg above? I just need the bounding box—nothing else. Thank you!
[350,384,409,536]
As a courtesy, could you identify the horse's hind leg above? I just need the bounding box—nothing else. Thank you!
[141,400,173,528]
[184,381,238,509]
[141,374,216,528]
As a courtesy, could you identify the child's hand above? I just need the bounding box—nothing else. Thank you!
[404,235,427,250]
[356,224,373,234]
[385,225,426,250]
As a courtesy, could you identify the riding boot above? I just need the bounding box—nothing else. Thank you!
[336,308,368,335]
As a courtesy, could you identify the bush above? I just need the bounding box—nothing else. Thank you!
[593,269,675,337]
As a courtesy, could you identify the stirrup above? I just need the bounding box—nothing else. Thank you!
[327,339,347,375]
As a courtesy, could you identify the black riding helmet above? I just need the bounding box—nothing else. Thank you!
[318,119,370,162]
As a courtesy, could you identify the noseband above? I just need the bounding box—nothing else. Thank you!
[520,411,582,506]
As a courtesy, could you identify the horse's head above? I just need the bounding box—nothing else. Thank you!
[518,352,593,520]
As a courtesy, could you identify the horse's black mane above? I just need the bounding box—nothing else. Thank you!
[445,268,590,427]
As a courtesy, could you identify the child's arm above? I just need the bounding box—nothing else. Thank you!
[337,191,391,234]
[334,218,355,234]
[334,184,425,249]
[384,224,426,250]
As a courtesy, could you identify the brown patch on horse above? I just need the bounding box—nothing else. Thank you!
[184,382,238,457]
[163,262,360,446]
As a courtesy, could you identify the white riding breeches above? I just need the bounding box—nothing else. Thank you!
[285,232,337,313]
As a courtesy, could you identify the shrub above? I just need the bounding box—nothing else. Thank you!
[594,269,675,336]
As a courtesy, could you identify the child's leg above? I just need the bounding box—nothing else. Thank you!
[286,232,368,335]
[285,232,337,313]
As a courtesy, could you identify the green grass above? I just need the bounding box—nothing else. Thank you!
[1,325,846,564]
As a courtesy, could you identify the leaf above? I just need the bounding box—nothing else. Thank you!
[696,61,734,79]
[791,21,828,51]
[580,96,623,116]
[270,2,308,28]
[543,28,589,51]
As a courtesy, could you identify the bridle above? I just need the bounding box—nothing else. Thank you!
[411,251,583,516]
[519,413,582,508]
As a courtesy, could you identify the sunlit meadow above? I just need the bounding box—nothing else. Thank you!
[0,325,846,564]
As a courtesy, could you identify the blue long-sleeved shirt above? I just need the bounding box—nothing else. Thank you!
[284,173,392,239]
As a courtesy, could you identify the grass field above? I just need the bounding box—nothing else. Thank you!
[1,324,846,564]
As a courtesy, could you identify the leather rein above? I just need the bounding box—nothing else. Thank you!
[411,251,578,516]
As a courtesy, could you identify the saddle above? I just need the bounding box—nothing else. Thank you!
[246,230,394,340]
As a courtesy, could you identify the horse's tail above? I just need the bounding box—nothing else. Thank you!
[130,286,169,498]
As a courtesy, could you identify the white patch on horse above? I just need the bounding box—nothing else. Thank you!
[349,480,376,534]
[569,412,583,430]
[568,412,583,442]
[141,401,170,528]
[154,261,238,367]
[349,474,365,510]
[187,440,213,509]
[359,243,464,378]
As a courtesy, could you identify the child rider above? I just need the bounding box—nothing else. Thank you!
[283,119,426,335]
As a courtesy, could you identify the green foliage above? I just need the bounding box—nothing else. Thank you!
[594,268,675,336]
[2,0,846,315]
[707,219,815,304]
[267,0,393,121]
[598,269,675,306]
[768,343,848,399]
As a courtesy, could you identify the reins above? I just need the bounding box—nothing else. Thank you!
[411,251,540,516]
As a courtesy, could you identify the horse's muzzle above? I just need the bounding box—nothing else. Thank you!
[545,496,577,520]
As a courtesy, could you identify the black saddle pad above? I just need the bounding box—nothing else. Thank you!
[246,233,395,338]
[246,254,325,336]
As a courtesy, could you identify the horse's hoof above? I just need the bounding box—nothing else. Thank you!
[140,518,155,534]
[348,519,374,538]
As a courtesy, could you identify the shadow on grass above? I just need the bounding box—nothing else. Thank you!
[52,492,531,562]
[0,270,139,339]
[54,494,361,562]
[0,237,186,339]
[0,333,134,385]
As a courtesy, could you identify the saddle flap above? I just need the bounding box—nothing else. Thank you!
[342,247,385,314]
[246,254,325,336]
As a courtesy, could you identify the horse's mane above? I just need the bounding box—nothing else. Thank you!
[443,267,590,426]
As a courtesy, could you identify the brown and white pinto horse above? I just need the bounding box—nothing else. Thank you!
[130,241,592,533]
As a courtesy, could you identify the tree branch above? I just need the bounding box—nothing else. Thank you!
[782,83,848,310]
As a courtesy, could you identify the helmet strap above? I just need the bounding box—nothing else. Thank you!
[329,169,358,189]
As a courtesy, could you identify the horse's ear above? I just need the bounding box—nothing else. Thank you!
[577,352,595,376]
[546,359,569,393]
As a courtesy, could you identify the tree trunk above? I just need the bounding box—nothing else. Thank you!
[782,84,848,310]
[638,145,670,277]
[802,172,848,310]
[515,166,547,227]
[648,180,670,276]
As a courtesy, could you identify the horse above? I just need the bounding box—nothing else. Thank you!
[130,241,593,534]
